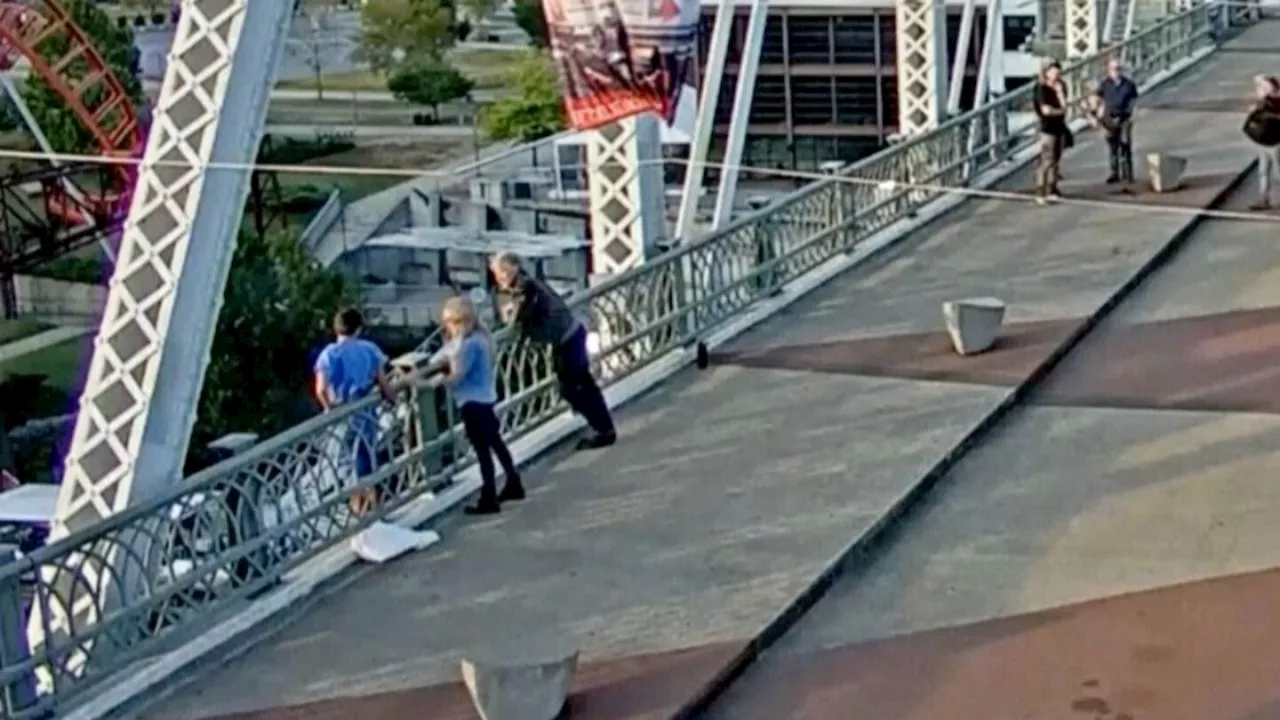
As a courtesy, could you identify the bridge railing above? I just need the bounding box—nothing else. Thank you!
[0,5,1234,716]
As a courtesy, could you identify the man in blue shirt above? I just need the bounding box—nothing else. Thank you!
[1093,56,1139,184]
[314,308,395,514]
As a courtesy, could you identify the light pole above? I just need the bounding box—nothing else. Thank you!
[309,13,325,100]
[468,93,481,165]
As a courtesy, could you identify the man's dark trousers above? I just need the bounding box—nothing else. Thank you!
[553,326,615,437]
[1106,116,1134,181]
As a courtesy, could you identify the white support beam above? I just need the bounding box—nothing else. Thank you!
[987,0,1006,96]
[675,0,735,242]
[585,114,664,376]
[1066,0,1100,58]
[947,0,976,116]
[36,0,293,683]
[586,115,664,276]
[1102,0,1121,40]
[975,0,1005,104]
[712,0,768,229]
[896,0,949,135]
[1122,0,1139,40]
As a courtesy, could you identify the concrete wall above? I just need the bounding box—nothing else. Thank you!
[11,275,104,324]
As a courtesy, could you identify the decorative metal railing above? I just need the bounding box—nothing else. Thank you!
[0,5,1238,716]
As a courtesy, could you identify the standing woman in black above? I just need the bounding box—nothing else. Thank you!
[1033,61,1070,204]
[1246,75,1280,210]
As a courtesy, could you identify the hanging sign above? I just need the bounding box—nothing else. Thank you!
[542,0,699,130]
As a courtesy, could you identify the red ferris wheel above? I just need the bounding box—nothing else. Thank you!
[0,0,144,223]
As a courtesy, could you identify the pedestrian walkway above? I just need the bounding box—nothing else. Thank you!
[141,23,1275,720]
[711,167,1280,720]
[0,325,90,365]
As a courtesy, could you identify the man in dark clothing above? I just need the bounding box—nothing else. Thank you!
[1093,56,1140,184]
[490,252,617,450]
[1033,61,1069,203]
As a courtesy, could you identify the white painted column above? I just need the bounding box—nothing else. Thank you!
[586,116,664,275]
[1066,0,1100,57]
[711,0,768,228]
[947,0,977,115]
[674,0,735,242]
[37,0,293,684]
[585,115,665,372]
[896,0,949,135]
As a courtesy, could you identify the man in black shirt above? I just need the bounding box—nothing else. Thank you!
[1093,56,1139,184]
[1033,61,1068,203]
[490,252,618,450]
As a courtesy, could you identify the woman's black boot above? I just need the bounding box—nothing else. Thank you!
[465,487,501,515]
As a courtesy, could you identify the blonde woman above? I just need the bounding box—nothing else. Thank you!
[433,296,523,515]
[1245,75,1280,210]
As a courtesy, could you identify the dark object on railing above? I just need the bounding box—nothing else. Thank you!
[695,341,709,370]
[203,435,278,596]
[0,545,43,718]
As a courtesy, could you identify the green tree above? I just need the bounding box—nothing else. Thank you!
[480,50,564,142]
[511,0,549,47]
[22,0,143,154]
[193,228,359,455]
[387,57,475,121]
[358,0,458,74]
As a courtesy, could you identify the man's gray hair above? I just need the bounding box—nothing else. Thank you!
[492,252,522,271]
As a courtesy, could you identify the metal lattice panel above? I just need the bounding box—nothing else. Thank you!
[34,0,293,684]
[585,115,664,374]
[1067,0,1100,57]
[586,115,664,275]
[896,0,949,135]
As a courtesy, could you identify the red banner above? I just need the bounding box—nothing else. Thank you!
[543,0,699,131]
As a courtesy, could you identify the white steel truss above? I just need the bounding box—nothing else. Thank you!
[586,115,664,275]
[1066,0,1101,57]
[896,0,949,135]
[673,0,734,242]
[711,0,767,229]
[585,115,664,374]
[35,0,293,681]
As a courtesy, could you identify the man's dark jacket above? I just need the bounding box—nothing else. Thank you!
[498,273,581,346]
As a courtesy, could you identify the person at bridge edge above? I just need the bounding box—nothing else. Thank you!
[489,252,618,450]
[431,296,524,516]
[1091,56,1139,185]
[314,308,397,516]
[1244,75,1280,211]
[1033,60,1071,204]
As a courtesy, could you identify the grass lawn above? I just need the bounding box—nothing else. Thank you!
[278,137,491,205]
[276,47,528,93]
[278,69,385,93]
[0,318,51,345]
[281,172,402,200]
[0,336,91,396]
[451,47,528,90]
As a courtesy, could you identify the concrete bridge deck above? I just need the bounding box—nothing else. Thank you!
[711,147,1280,720]
[141,21,1279,720]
